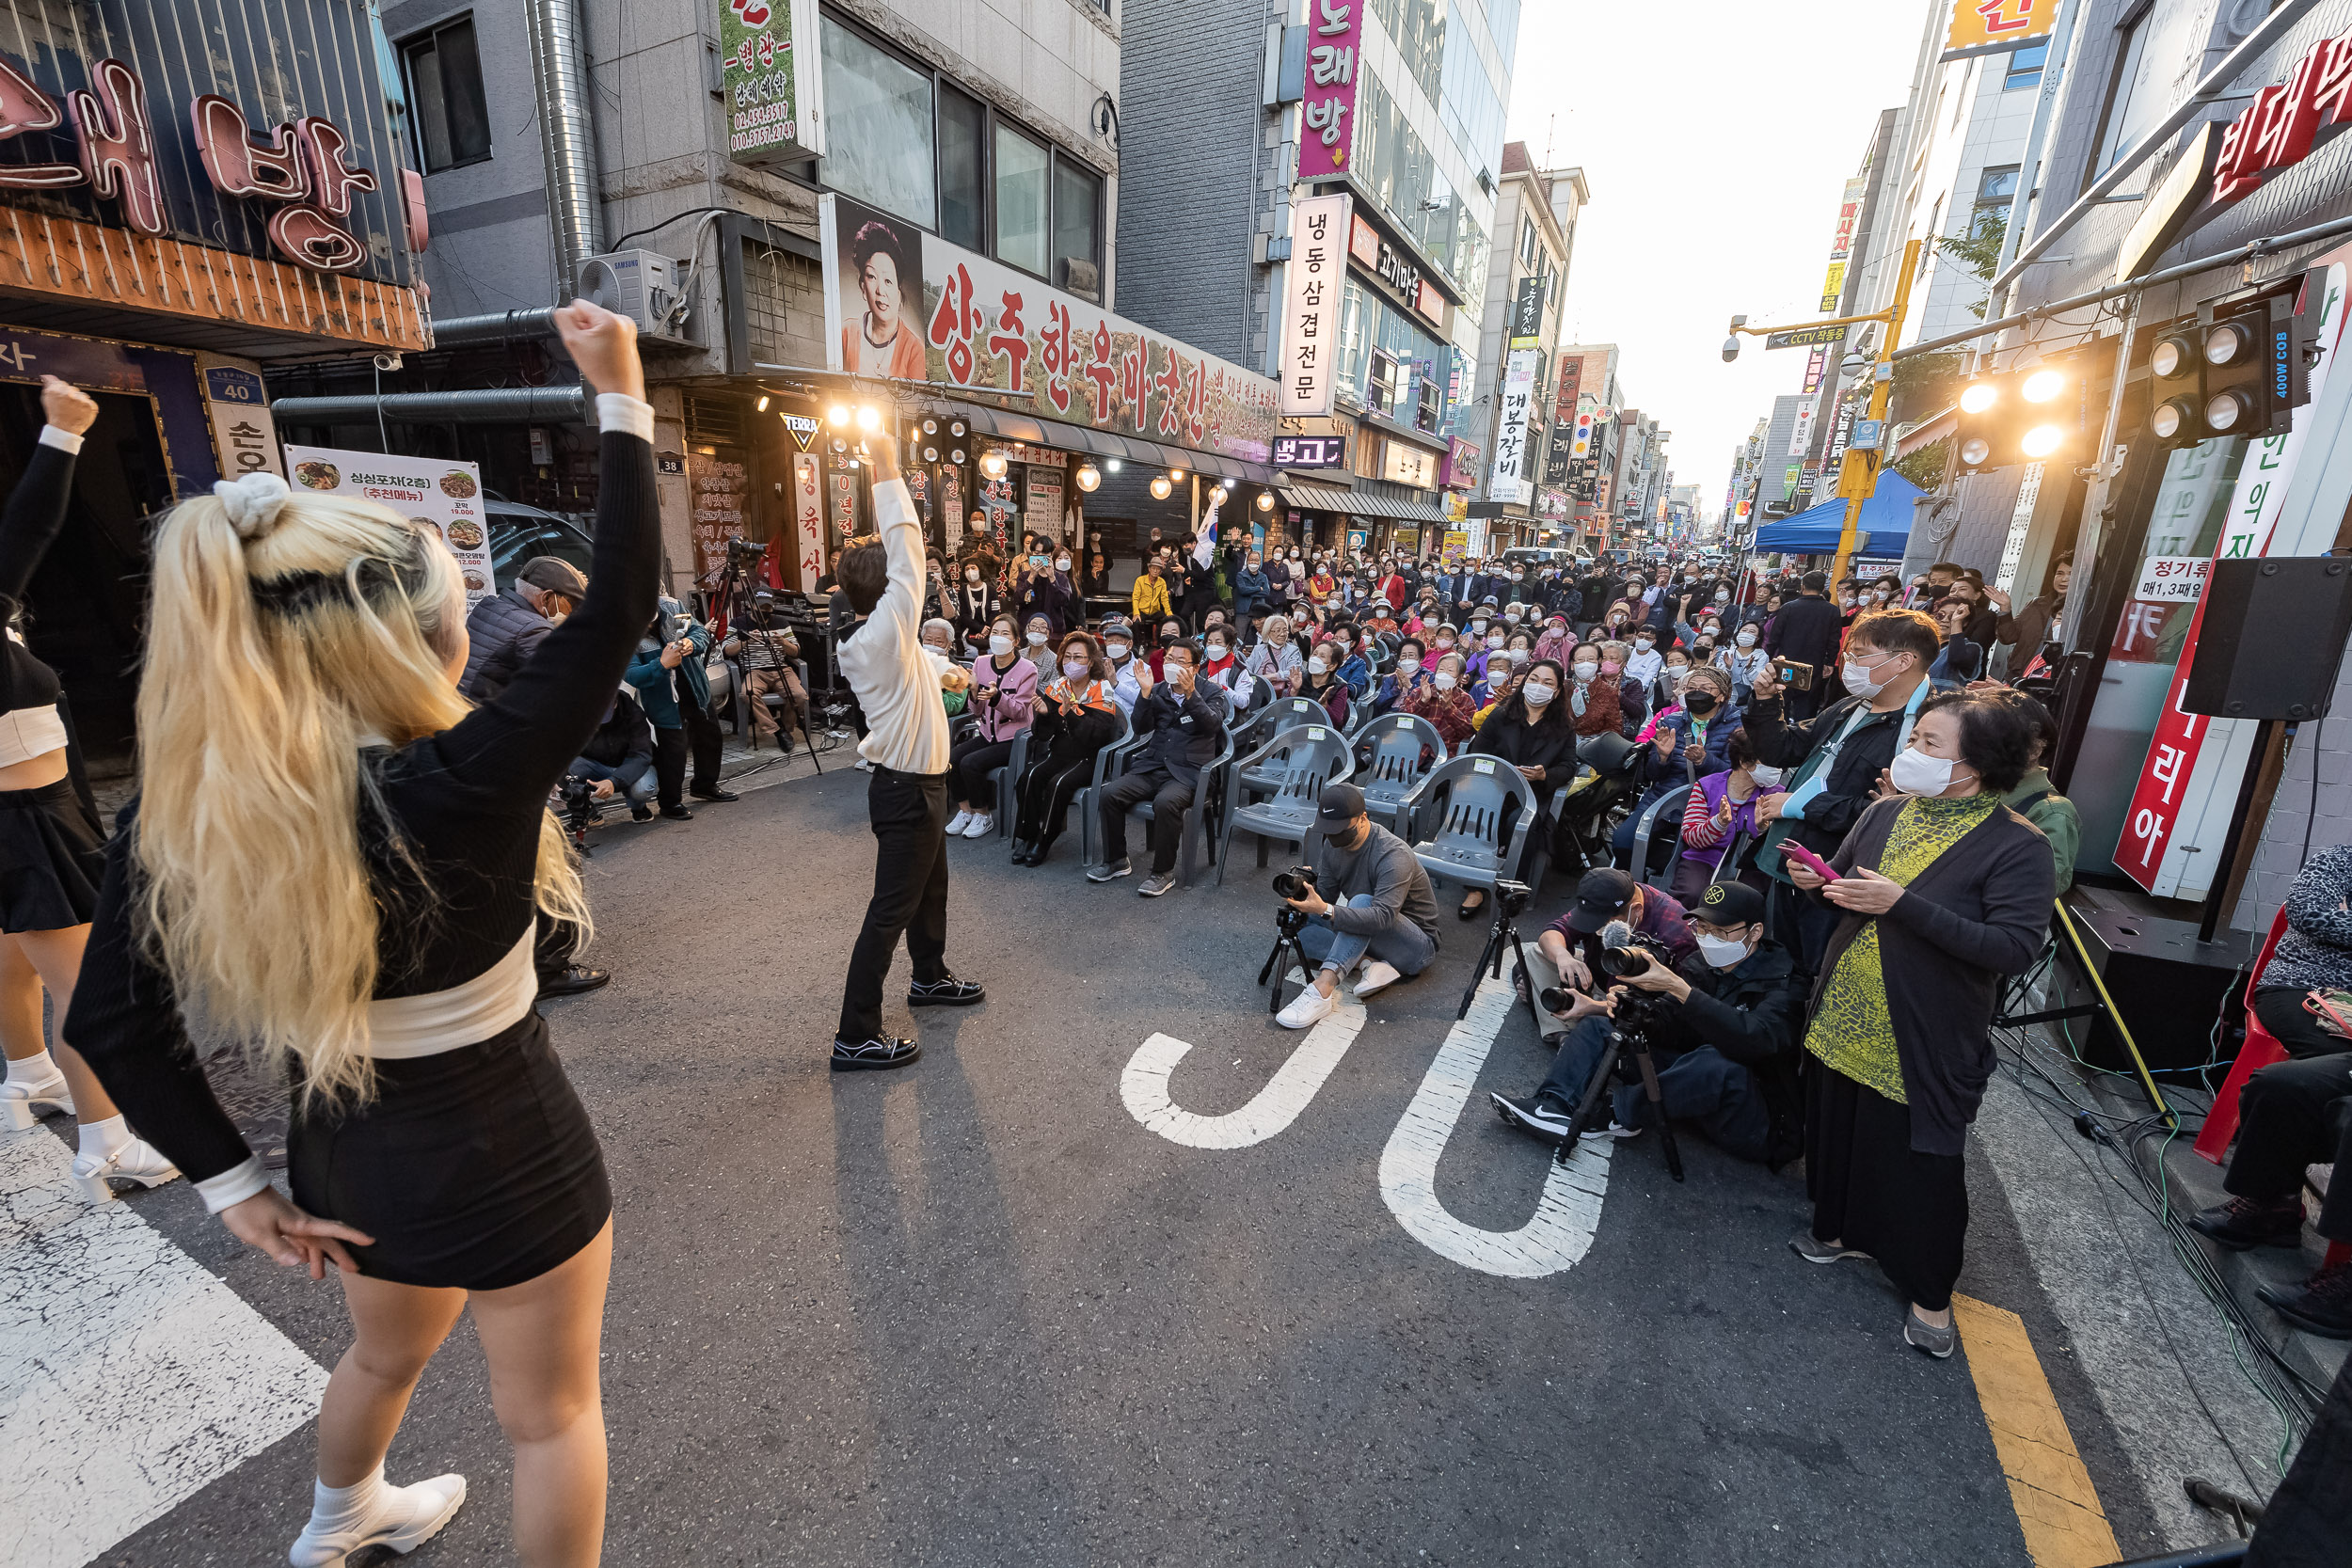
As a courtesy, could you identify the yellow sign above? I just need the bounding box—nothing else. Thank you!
[1946,0,2056,55]
[1442,529,1469,557]
[1818,261,1847,312]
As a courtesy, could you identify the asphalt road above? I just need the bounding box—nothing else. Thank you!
[52,766,2179,1567]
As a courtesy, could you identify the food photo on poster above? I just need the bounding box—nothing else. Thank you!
[283,445,492,603]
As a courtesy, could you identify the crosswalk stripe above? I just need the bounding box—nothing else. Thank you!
[0,1128,326,1568]
[1950,1293,2121,1568]
[1377,970,1614,1278]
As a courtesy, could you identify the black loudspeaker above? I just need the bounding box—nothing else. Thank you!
[2052,899,2257,1074]
[2181,558,2352,720]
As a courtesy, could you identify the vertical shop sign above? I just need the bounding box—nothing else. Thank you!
[718,0,824,163]
[283,447,490,606]
[1490,348,1539,505]
[2117,261,2349,894]
[1994,462,2043,593]
[690,451,749,587]
[1296,0,1363,180]
[1279,193,1352,416]
[200,363,279,479]
[790,451,825,590]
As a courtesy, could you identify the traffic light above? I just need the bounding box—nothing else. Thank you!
[1953,360,2082,473]
[2145,284,2316,447]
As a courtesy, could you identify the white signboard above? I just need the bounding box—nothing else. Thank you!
[1788,397,1817,457]
[1994,461,2043,592]
[1279,194,1352,417]
[1024,464,1066,540]
[199,359,281,480]
[1489,348,1540,506]
[2133,555,2210,603]
[283,445,492,606]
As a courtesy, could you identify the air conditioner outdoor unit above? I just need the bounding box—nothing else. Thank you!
[580,249,690,339]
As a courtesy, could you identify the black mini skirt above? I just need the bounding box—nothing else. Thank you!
[289,1010,612,1291]
[0,777,105,934]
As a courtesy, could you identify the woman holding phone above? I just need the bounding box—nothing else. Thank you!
[1782,691,2051,1359]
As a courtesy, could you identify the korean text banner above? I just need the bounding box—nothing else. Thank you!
[1489,348,1540,507]
[1280,193,1352,417]
[821,195,1277,464]
[1945,0,2055,55]
[1297,0,1364,181]
[282,446,492,607]
[720,0,824,164]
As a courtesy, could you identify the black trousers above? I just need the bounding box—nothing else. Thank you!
[533,911,580,979]
[836,768,951,1043]
[2246,1339,2352,1567]
[1014,710,1120,847]
[683,698,724,791]
[2224,1051,2352,1243]
[1805,1063,1969,1311]
[1098,768,1196,874]
[948,735,1016,809]
[2253,985,2347,1059]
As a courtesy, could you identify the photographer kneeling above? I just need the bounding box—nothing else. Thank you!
[1489,881,1804,1164]
[1275,784,1441,1029]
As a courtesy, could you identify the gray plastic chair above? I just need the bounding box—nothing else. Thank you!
[1355,712,1445,838]
[987,728,1031,838]
[1216,723,1355,884]
[1403,752,1539,896]
[1062,705,1133,866]
[1625,783,1694,882]
[1089,719,1234,888]
[1237,697,1329,787]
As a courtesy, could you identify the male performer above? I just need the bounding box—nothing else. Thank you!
[831,427,984,1069]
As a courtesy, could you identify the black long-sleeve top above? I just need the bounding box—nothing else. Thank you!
[1469,705,1580,809]
[0,435,77,722]
[65,417,661,1190]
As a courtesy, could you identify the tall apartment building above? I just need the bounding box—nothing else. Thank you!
[1550,342,1624,550]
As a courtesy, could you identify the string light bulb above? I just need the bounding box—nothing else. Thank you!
[1150,476,1172,499]
[1074,463,1102,492]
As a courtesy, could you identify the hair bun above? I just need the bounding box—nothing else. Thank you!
[214,471,294,541]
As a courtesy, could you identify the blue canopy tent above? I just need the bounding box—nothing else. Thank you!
[1751,471,1923,559]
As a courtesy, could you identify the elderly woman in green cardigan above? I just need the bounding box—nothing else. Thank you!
[1784,691,2054,1360]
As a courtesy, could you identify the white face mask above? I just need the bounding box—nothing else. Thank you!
[1504,608,1522,622]
[1634,638,1655,651]
[1841,594,1859,610]
[1521,680,1557,705]
[1106,641,1130,659]
[1714,590,1729,602]
[1511,571,1524,581]
[1026,630,1048,645]
[1307,656,1329,675]
[1471,619,1489,634]
[1572,660,1599,682]
[1842,656,1896,698]
[965,569,980,582]
[1735,629,1758,647]
[1747,763,1784,787]
[1506,648,1530,665]
[1665,665,1690,683]
[1434,671,1458,690]
[1437,637,1456,650]
[989,635,1014,656]
[1695,931,1751,969]
[1486,634,1505,650]
[1397,657,1422,676]
[1063,658,1092,679]
[1889,746,1971,797]
[1206,642,1228,658]
[1057,558,1072,571]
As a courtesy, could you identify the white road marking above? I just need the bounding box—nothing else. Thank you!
[0,1129,326,1568]
[1121,993,1369,1148]
[1378,970,1614,1278]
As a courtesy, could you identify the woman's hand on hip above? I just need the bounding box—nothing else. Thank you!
[1823,864,1902,914]
[221,1187,374,1280]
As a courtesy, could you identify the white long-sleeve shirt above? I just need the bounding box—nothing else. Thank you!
[838,479,950,775]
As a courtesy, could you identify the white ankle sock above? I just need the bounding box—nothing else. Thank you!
[76,1114,132,1160]
[310,1465,388,1529]
[6,1049,60,1087]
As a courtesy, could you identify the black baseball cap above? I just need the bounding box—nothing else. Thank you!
[1564,867,1636,934]
[1317,782,1366,825]
[1694,880,1767,927]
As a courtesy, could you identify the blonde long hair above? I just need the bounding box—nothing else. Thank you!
[135,484,590,1106]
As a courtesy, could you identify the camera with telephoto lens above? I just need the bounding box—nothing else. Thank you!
[725,534,767,567]
[557,773,600,834]
[1272,864,1319,902]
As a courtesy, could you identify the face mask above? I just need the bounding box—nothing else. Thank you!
[1736,629,1757,647]
[1471,619,1489,634]
[1504,608,1522,622]
[1307,657,1329,675]
[1249,561,1262,571]
[1291,551,1301,560]
[1057,558,1072,571]
[1841,594,1859,610]
[1634,638,1654,651]
[1437,637,1456,650]
[1063,659,1092,679]
[1572,660,1599,681]
[1714,590,1729,602]
[1507,648,1530,665]
[1511,571,1524,581]
[1206,642,1228,658]
[1396,657,1421,676]
[1695,931,1750,969]
[1435,671,1459,690]
[1842,657,1894,698]
[1684,691,1717,716]
[1164,630,1184,645]
[963,569,980,583]
[1889,746,1970,796]
[1600,659,1623,675]
[1106,641,1130,659]
[989,635,1014,656]
[1522,681,1557,706]
[1748,763,1784,788]
[1026,630,1048,645]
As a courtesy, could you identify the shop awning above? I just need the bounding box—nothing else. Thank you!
[947,401,1273,483]
[1751,471,1924,556]
[1279,483,1451,524]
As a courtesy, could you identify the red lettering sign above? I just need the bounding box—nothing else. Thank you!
[1084,318,1118,422]
[1040,299,1073,415]
[987,290,1030,393]
[0,54,79,189]
[190,95,308,199]
[926,262,979,384]
[2214,29,2352,202]
[68,57,165,236]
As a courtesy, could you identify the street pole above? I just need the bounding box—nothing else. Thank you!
[1831,237,1923,585]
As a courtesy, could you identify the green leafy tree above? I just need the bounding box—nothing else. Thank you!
[1936,213,2004,320]
[1890,437,1950,492]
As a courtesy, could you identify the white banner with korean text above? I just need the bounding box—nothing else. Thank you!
[1279,194,1351,417]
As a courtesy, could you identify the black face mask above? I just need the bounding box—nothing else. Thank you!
[1684,692,1718,716]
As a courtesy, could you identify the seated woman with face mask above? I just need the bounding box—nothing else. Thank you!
[1400,651,1476,752]
[1458,657,1581,920]
[1673,726,1780,902]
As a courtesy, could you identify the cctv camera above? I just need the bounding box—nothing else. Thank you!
[1722,337,1740,363]
[373,353,404,372]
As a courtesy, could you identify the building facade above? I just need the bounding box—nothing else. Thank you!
[1467,141,1586,551]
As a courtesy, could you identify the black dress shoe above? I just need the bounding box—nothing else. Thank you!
[1011,840,1040,864]
[537,964,612,999]
[660,804,694,820]
[907,974,986,1006]
[691,784,740,803]
[630,803,655,822]
[832,1036,921,1071]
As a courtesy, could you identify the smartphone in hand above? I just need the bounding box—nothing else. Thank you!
[1780,842,1840,882]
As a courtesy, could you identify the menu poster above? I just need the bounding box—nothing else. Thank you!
[283,445,491,605]
[1023,465,1065,541]
[691,451,749,588]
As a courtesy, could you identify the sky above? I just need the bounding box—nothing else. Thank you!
[1501,0,1934,515]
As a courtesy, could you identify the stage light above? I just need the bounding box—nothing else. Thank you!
[979,451,1009,480]
[755,394,771,413]
[855,405,881,432]
[827,404,851,426]
[1958,382,1998,414]
[2020,370,2065,404]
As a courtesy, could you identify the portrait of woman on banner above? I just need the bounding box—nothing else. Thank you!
[842,213,929,380]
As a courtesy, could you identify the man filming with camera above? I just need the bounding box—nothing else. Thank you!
[1490,880,1804,1165]
[1273,784,1442,1029]
[1518,867,1695,1049]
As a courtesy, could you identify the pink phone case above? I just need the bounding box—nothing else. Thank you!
[1780,842,1841,881]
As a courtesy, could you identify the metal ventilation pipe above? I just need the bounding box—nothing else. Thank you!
[425,308,563,349]
[270,386,589,425]
[526,0,606,297]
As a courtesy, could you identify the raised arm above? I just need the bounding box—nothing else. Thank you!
[0,378,98,606]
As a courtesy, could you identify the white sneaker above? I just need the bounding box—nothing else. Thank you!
[2,1069,73,1130]
[1276,984,1340,1030]
[71,1137,181,1202]
[1353,960,1403,998]
[961,813,993,838]
[946,808,974,835]
[289,1473,468,1567]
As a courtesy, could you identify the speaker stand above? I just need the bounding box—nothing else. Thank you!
[2197,717,2276,946]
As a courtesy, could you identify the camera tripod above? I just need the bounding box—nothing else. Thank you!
[1258,906,1314,1014]
[1555,1004,1686,1182]
[710,551,824,776]
[1459,878,1548,1037]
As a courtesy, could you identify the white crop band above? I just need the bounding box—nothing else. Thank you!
[596,393,654,442]
[195,1156,271,1214]
[38,425,83,455]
